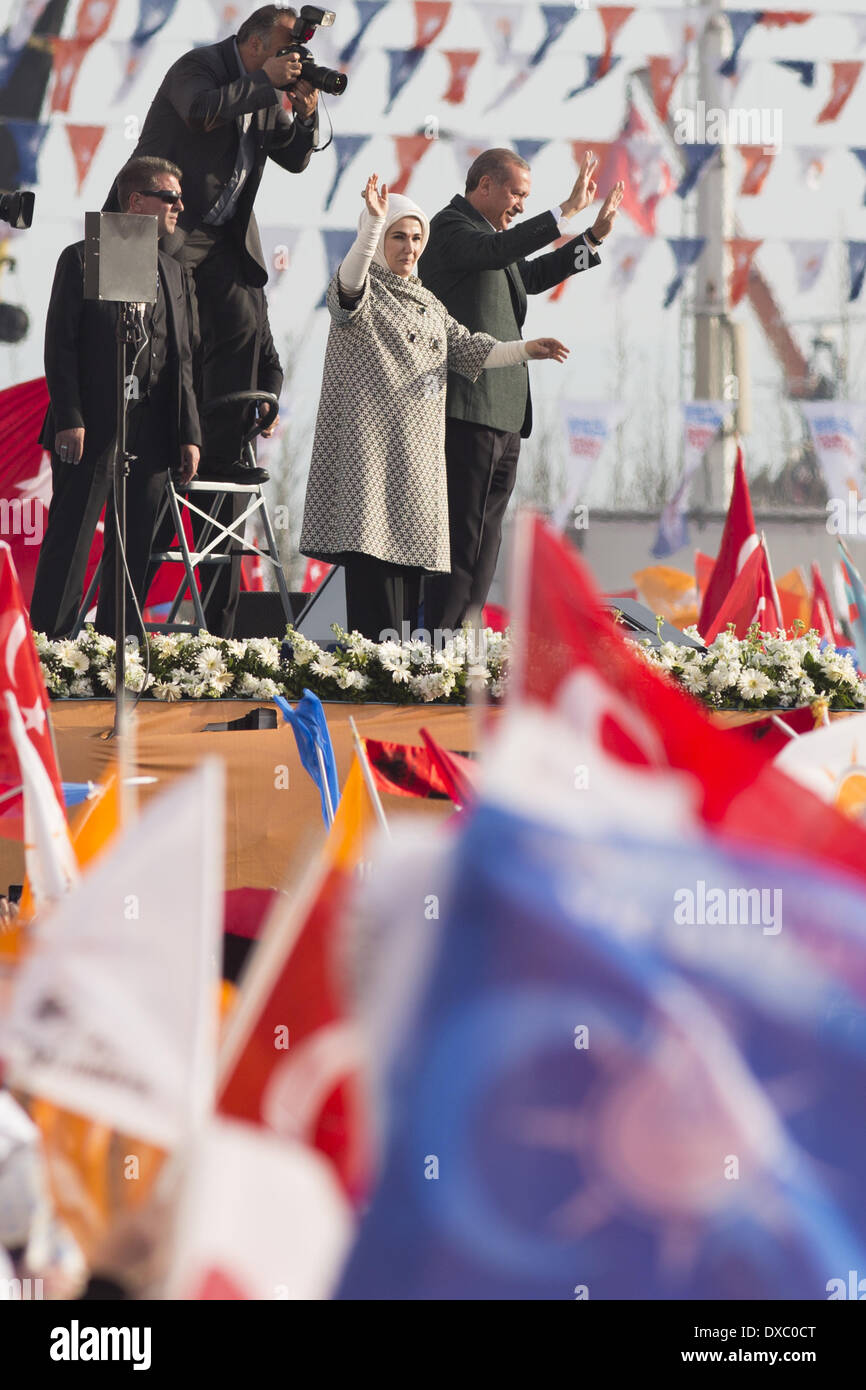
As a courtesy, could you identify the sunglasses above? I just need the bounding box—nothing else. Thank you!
[136,189,182,204]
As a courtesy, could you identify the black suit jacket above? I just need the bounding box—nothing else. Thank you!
[113,36,318,287]
[417,194,600,438]
[39,242,201,467]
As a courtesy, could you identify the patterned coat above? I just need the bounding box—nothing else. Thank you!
[300,262,496,573]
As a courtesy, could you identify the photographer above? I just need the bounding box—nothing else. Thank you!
[115,5,321,633]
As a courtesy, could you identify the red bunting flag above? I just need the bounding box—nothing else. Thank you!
[75,0,118,41]
[647,55,682,123]
[817,61,863,123]
[50,37,91,113]
[390,134,433,195]
[597,6,634,80]
[65,124,105,195]
[728,238,762,306]
[738,145,776,196]
[414,0,451,49]
[441,49,479,104]
[758,10,812,27]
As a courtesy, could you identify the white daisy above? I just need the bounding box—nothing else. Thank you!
[737,669,773,701]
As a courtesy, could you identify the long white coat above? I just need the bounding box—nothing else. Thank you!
[300,262,496,573]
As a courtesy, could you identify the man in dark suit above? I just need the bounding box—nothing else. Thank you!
[114,5,318,635]
[30,157,201,641]
[418,148,624,632]
[118,4,317,479]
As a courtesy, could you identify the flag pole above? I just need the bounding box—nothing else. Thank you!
[348,716,390,837]
[315,743,335,827]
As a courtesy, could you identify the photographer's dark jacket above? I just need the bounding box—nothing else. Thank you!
[418,194,600,438]
[112,36,318,288]
[39,242,200,464]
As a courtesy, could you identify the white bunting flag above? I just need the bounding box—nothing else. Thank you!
[787,240,829,294]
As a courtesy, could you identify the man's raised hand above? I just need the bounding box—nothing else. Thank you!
[561,150,599,218]
[590,180,625,242]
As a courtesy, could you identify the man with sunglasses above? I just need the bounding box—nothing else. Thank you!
[30,157,201,641]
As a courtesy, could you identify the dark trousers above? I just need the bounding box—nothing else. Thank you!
[94,405,170,638]
[424,418,521,634]
[29,449,111,639]
[344,554,423,643]
[179,227,265,637]
[29,409,169,641]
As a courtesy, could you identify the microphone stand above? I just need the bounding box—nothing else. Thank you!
[110,302,139,742]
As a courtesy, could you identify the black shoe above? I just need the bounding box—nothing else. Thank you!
[194,463,270,486]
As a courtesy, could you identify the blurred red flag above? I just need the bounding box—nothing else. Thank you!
[509,513,866,882]
[704,539,784,642]
[0,542,63,832]
[810,561,847,646]
[698,446,757,636]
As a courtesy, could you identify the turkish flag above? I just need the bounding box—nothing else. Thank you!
[509,513,866,883]
[698,445,758,637]
[811,561,847,647]
[0,543,63,829]
[302,558,333,593]
[703,540,784,643]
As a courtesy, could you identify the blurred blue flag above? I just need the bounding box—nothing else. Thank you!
[338,795,866,1299]
[275,690,339,827]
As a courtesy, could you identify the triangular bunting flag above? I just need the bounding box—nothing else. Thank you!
[663,237,704,308]
[738,145,775,196]
[5,121,50,185]
[385,46,427,114]
[776,59,815,86]
[847,241,866,301]
[728,238,762,306]
[529,4,579,67]
[65,124,105,196]
[719,10,761,78]
[597,6,633,80]
[318,229,356,308]
[854,148,866,203]
[609,235,650,293]
[50,37,91,114]
[512,138,548,166]
[566,53,621,100]
[323,133,369,211]
[474,1,522,60]
[647,55,683,122]
[441,49,479,104]
[390,134,432,195]
[796,144,827,190]
[413,0,451,50]
[787,239,828,293]
[76,0,118,42]
[483,50,533,112]
[817,61,863,123]
[339,0,388,65]
[676,142,718,198]
[132,0,178,43]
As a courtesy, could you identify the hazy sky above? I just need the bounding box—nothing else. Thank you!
[1,0,865,523]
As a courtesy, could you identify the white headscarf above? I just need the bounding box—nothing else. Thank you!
[358,193,430,275]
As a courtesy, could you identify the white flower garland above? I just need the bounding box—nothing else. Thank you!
[34,625,511,706]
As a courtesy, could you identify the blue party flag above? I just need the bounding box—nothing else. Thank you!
[274,689,339,828]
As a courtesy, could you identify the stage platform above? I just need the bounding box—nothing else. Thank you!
[0,699,854,896]
[0,700,494,895]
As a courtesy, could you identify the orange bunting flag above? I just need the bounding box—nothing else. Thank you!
[390,134,433,195]
[66,125,105,195]
[50,38,91,113]
[728,238,762,306]
[647,55,682,122]
[414,0,451,49]
[441,49,479,104]
[76,0,118,42]
[775,567,811,635]
[817,61,862,123]
[738,146,776,196]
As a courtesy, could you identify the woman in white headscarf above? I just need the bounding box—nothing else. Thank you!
[300,174,568,641]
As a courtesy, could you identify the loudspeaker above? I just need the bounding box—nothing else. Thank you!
[294,565,347,646]
[602,596,706,651]
[234,591,292,638]
[84,211,158,303]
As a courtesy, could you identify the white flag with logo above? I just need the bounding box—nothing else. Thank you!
[787,240,829,294]
[0,762,223,1148]
[555,401,625,528]
[801,401,866,504]
[165,1118,353,1300]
